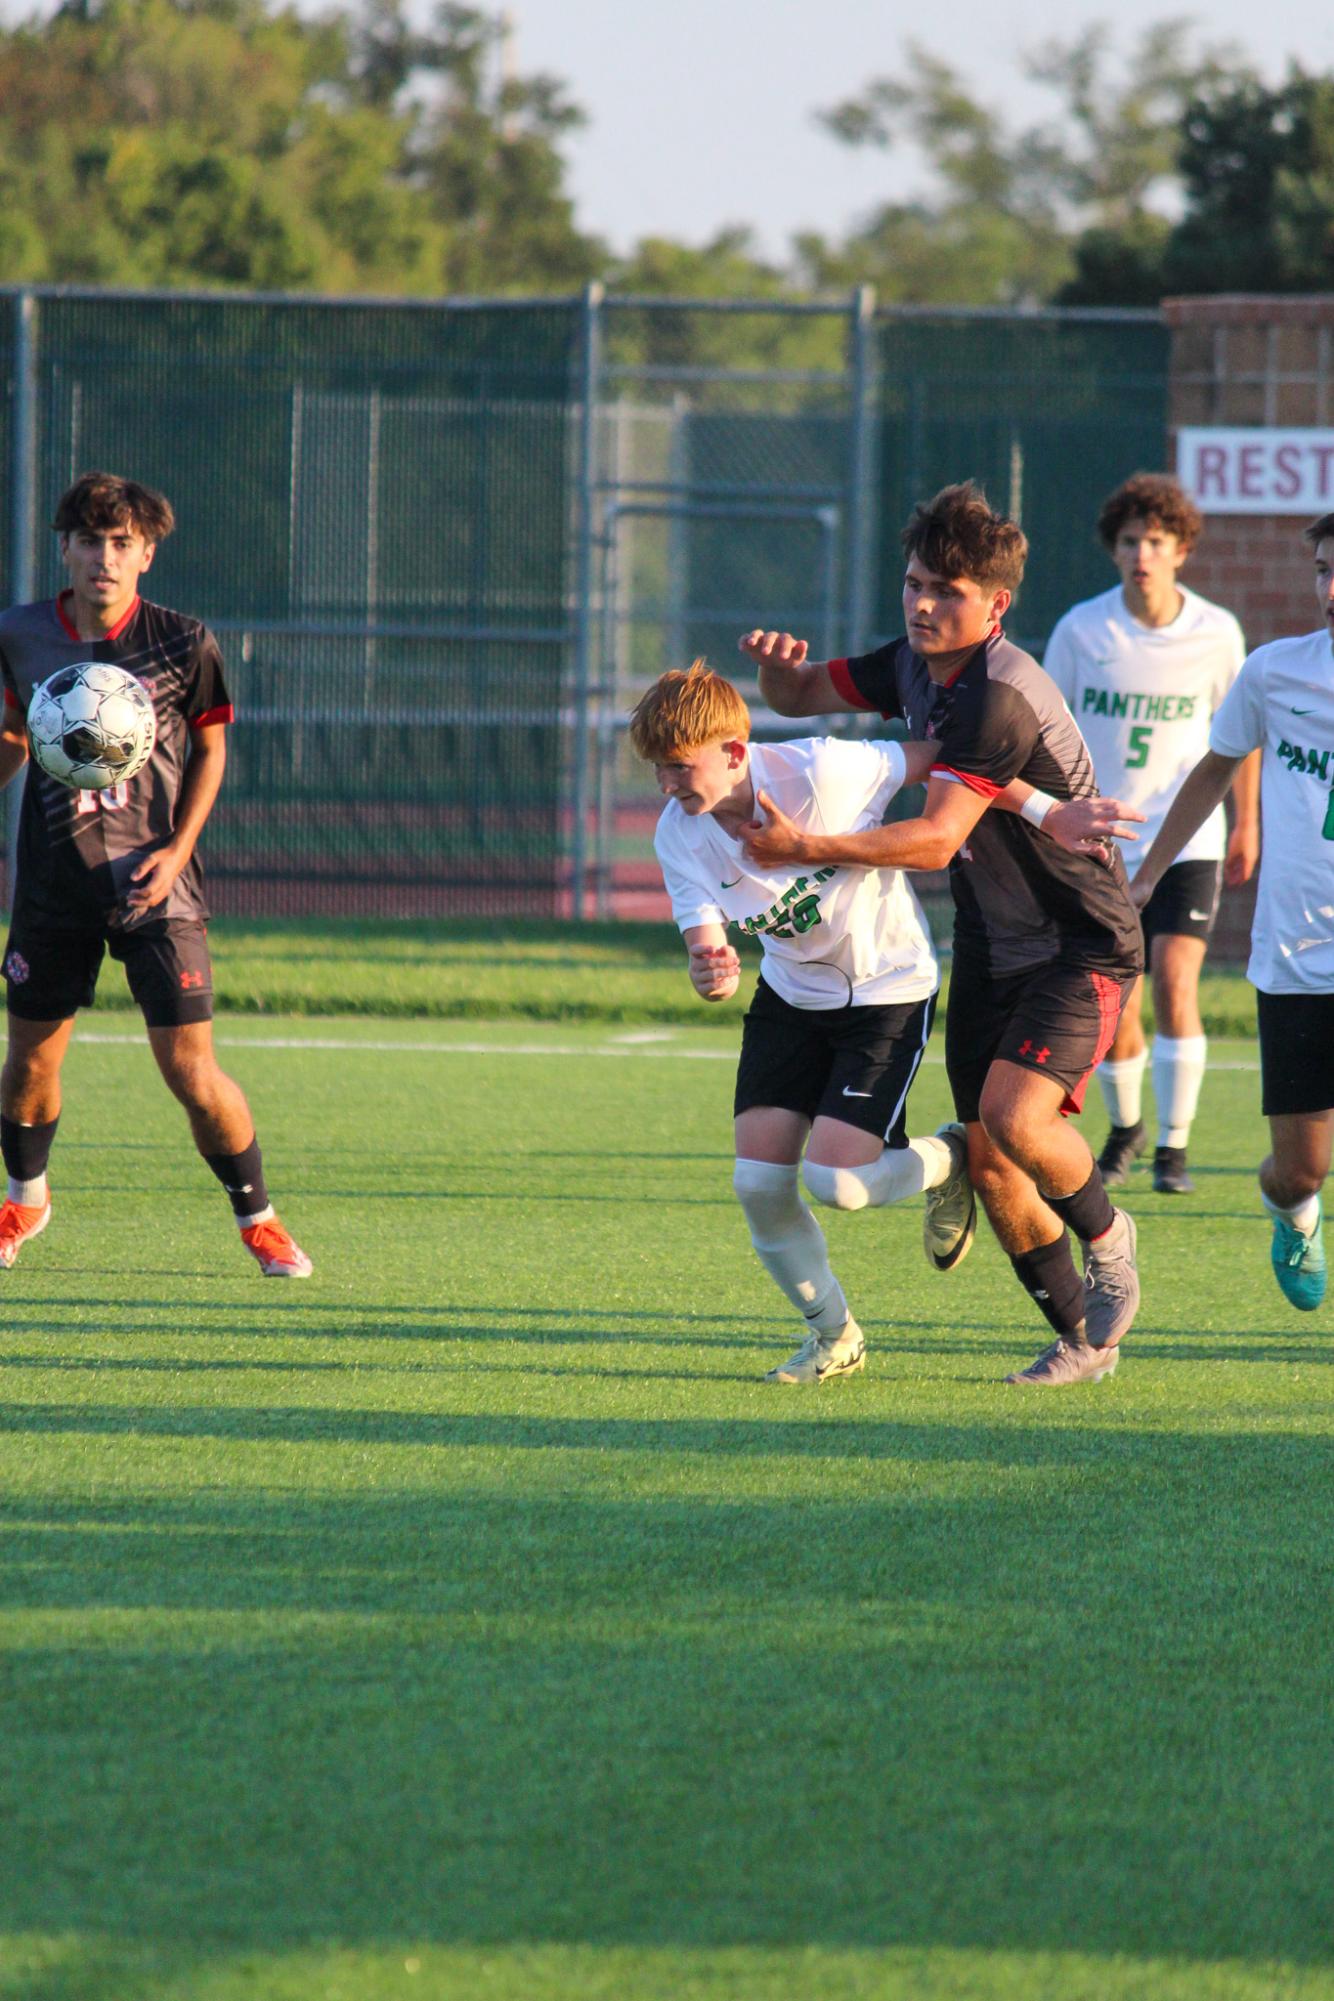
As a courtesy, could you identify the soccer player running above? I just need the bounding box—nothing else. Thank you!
[630,660,976,1384]
[1129,511,1334,1312]
[1044,474,1259,1194]
[740,482,1144,1386]
[0,472,311,1278]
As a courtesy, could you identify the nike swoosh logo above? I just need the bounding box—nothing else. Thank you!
[842,1087,873,1098]
[1292,707,1316,716]
[721,876,742,888]
[1189,909,1211,921]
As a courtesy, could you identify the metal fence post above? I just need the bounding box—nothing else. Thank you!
[570,280,603,921]
[845,284,877,658]
[7,290,37,898]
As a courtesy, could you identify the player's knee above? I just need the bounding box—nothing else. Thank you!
[733,1157,802,1233]
[801,1158,869,1211]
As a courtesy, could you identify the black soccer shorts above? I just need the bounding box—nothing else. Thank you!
[733,975,937,1141]
[3,911,215,1028]
[1141,859,1223,952]
[945,954,1134,1124]
[1257,990,1334,1117]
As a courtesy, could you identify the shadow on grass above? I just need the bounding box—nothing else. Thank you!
[1,1442,1333,1971]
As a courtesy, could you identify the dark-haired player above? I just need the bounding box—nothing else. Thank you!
[739,481,1143,1386]
[0,471,311,1278]
[1044,473,1258,1193]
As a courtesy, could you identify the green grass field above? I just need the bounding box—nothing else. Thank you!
[1,924,1331,2001]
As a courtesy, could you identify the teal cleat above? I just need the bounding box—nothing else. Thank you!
[1271,1211,1327,1312]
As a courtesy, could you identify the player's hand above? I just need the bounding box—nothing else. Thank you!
[740,788,809,868]
[1127,869,1157,912]
[1224,822,1259,887]
[125,842,187,914]
[687,942,741,1001]
[1043,795,1147,855]
[739,630,809,675]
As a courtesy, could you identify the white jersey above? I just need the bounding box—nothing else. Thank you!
[1210,629,1334,994]
[654,736,938,1009]
[1043,584,1245,862]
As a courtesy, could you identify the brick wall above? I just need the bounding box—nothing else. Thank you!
[1166,295,1334,646]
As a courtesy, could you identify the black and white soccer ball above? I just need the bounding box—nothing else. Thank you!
[27,662,157,790]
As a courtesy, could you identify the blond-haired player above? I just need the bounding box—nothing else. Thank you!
[630,661,975,1384]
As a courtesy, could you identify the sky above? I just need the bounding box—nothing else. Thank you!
[509,0,1319,259]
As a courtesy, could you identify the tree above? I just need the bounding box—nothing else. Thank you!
[810,24,1258,308]
[0,0,598,293]
[1159,69,1334,294]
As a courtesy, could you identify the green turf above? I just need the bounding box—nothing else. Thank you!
[33,915,1261,1035]
[1,1013,1332,1999]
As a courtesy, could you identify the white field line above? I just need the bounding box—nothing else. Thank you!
[37,1030,1264,1071]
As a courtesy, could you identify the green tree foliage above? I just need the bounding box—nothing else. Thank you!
[808,24,1265,307]
[1159,69,1334,294]
[0,0,599,292]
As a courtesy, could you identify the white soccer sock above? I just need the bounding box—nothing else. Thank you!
[1262,1190,1321,1237]
[7,1174,46,1207]
[1152,1035,1208,1148]
[1098,1050,1148,1130]
[733,1158,849,1334]
[802,1135,950,1213]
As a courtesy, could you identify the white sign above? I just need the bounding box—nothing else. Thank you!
[1177,428,1334,514]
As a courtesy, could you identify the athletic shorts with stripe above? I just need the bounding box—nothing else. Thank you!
[733,976,937,1141]
[945,954,1133,1125]
[1140,858,1223,951]
[1257,990,1334,1117]
[3,912,215,1028]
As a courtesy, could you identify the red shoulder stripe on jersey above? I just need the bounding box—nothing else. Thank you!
[54,591,141,643]
[3,688,19,712]
[190,703,234,730]
[931,763,1003,799]
[827,657,874,710]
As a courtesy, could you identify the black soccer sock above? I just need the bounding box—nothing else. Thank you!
[1043,1165,1116,1246]
[1011,1234,1087,1339]
[1,1114,59,1187]
[203,1137,271,1221]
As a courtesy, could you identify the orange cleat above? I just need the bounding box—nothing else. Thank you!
[0,1196,51,1270]
[240,1214,313,1279]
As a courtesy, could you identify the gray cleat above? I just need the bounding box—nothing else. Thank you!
[1083,1207,1139,1349]
[923,1122,977,1272]
[1004,1336,1120,1386]
[764,1318,865,1385]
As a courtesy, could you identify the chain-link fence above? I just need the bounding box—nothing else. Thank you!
[1,286,1168,920]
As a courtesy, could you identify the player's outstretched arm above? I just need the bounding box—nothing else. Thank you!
[683,924,741,1003]
[740,772,987,874]
[738,630,851,717]
[993,778,1148,854]
[1130,750,1242,909]
[0,721,29,790]
[1225,749,1261,886]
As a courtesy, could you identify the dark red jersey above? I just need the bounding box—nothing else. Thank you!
[829,631,1142,978]
[0,592,233,927]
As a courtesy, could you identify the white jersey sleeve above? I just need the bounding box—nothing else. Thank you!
[1209,649,1268,759]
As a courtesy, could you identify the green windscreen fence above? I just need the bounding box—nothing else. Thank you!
[26,294,581,916]
[875,315,1171,653]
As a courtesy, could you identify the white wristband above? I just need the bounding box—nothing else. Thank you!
[1019,791,1055,829]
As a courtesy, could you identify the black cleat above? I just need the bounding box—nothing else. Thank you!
[1152,1145,1195,1194]
[1097,1121,1146,1187]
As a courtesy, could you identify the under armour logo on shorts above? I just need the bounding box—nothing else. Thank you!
[3,950,29,984]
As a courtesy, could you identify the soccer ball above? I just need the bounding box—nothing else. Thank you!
[27,662,157,790]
